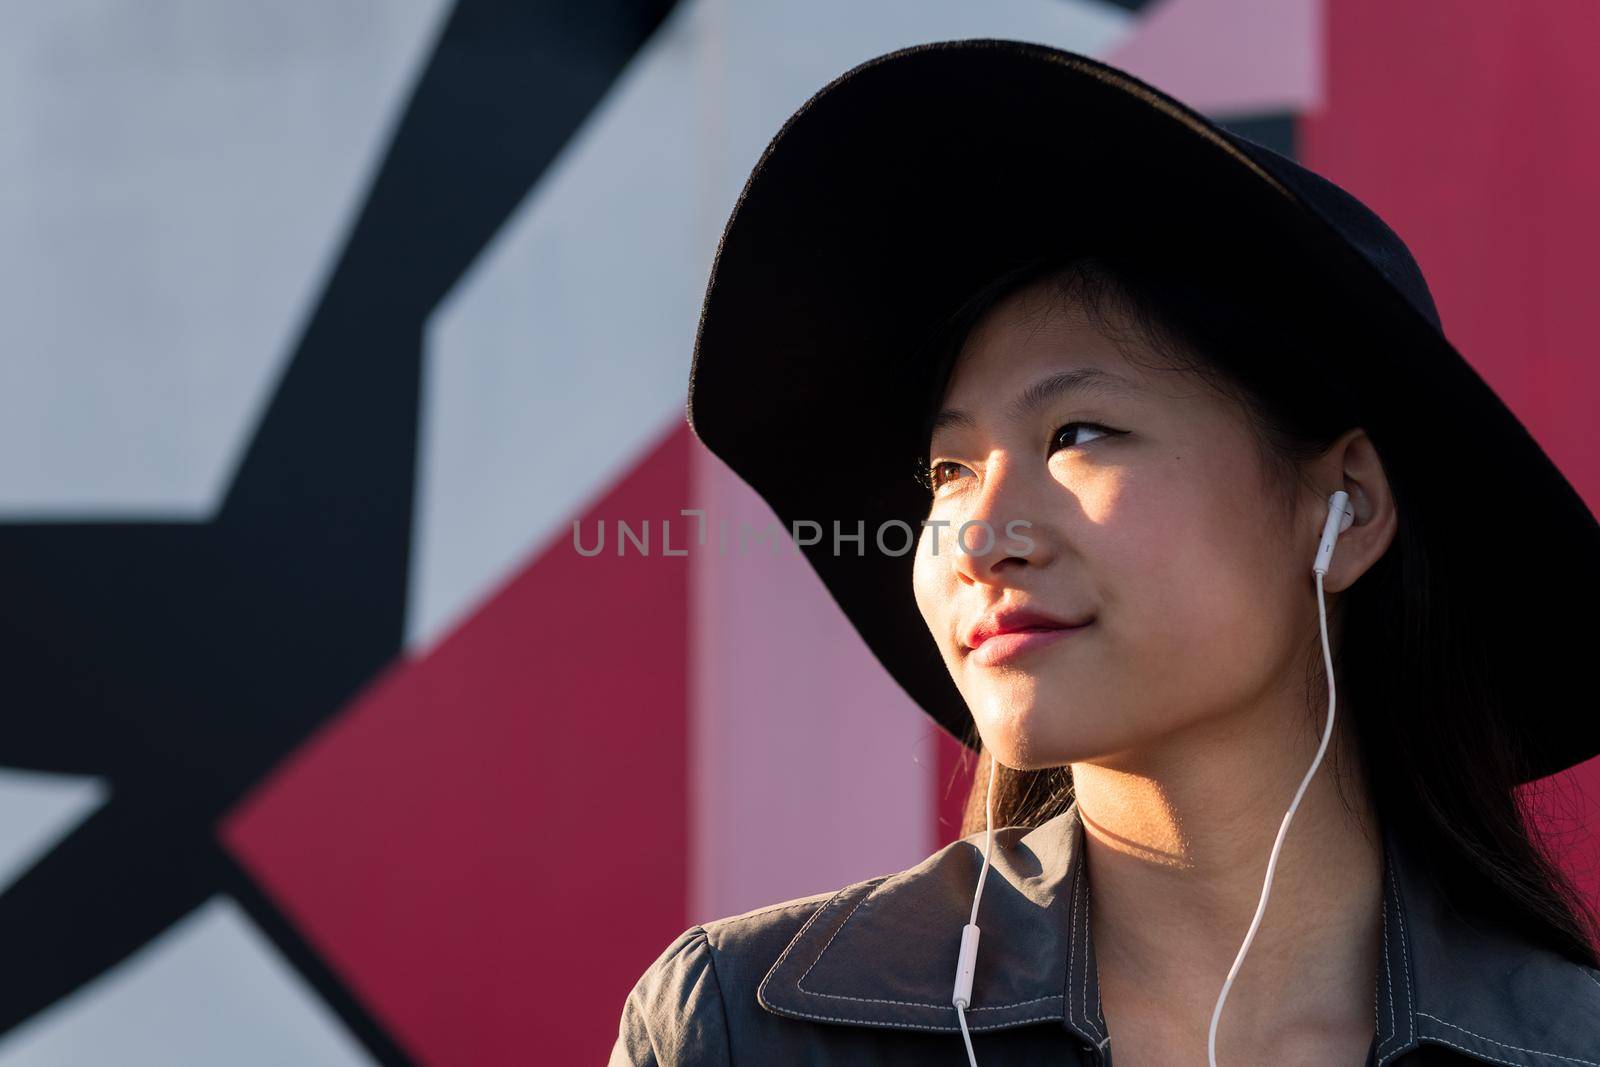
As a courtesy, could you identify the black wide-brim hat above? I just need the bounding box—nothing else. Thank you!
[685,38,1600,785]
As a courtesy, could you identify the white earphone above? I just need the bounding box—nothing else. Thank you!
[951,490,1356,1067]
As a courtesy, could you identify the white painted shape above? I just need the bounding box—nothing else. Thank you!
[0,896,378,1067]
[411,0,705,653]
[0,769,107,893]
[0,1,451,514]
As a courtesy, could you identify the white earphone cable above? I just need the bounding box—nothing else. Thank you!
[954,752,999,1066]
[1207,491,1350,1065]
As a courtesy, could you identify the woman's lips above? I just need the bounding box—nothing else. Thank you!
[967,622,1093,667]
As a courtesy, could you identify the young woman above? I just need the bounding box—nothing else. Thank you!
[611,39,1600,1066]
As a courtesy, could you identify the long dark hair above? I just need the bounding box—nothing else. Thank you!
[921,248,1600,968]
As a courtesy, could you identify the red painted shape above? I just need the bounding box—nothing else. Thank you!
[221,420,692,1067]
[1304,1,1600,513]
[935,731,977,845]
[1308,1,1600,900]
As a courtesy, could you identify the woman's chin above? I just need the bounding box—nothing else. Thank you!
[973,703,1084,771]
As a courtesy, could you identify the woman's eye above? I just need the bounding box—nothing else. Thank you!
[923,423,1119,494]
[926,460,972,493]
[1050,421,1117,454]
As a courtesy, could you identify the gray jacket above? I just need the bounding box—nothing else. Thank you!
[609,801,1600,1065]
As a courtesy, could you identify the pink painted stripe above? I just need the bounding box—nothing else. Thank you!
[1107,0,1323,114]
[688,440,941,924]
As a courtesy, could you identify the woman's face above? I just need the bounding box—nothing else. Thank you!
[912,280,1322,772]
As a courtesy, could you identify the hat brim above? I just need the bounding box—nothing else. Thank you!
[686,38,1600,785]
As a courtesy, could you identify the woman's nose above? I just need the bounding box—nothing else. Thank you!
[947,459,1051,585]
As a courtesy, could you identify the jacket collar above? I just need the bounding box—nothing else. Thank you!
[758,800,1600,1063]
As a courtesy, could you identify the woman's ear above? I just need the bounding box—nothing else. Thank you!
[1314,428,1398,594]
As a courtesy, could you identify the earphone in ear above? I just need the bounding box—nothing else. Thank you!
[1313,490,1356,576]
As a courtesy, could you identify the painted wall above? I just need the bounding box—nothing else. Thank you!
[0,1,1594,1063]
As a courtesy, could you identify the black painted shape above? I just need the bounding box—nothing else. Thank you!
[0,0,678,1058]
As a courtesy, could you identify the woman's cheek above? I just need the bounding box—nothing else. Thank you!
[911,526,962,660]
[911,545,941,637]
[1093,480,1252,690]
[1090,474,1189,603]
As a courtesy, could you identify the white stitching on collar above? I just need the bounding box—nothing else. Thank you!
[1064,847,1107,1043]
[1391,860,1415,1050]
[1377,861,1399,1058]
[788,877,1062,1013]
[1417,1013,1600,1067]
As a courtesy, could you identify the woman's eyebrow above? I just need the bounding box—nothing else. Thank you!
[929,367,1144,440]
